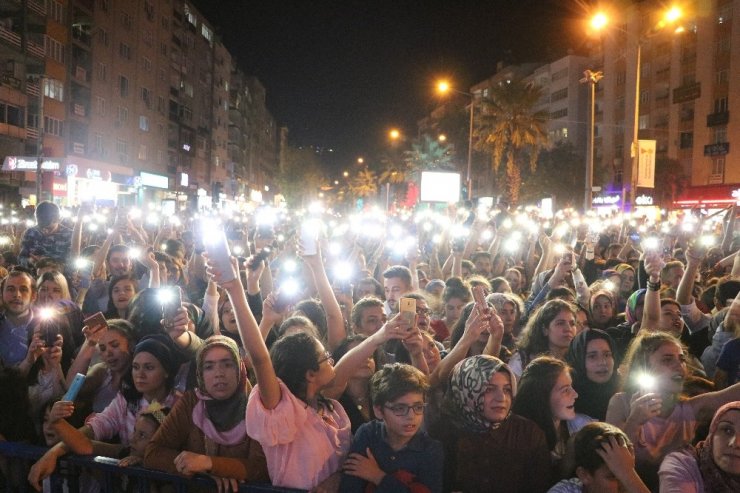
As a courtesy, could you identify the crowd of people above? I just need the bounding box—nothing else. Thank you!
[0,198,739,493]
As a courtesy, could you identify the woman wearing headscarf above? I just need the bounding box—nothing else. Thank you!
[659,401,740,493]
[430,355,551,493]
[145,336,268,489]
[566,329,620,421]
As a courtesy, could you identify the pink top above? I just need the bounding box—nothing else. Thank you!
[86,391,179,446]
[246,380,351,490]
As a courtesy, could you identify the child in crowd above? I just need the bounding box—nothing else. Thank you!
[340,363,443,492]
[547,422,649,493]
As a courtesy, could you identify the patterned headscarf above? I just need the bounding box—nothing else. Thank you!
[694,401,740,493]
[445,355,517,433]
[625,289,646,325]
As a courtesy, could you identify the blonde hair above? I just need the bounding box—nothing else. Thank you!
[621,331,684,395]
[36,270,71,302]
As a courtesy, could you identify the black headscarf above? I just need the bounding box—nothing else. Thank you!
[566,329,619,421]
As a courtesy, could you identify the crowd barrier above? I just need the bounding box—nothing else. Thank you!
[0,441,304,493]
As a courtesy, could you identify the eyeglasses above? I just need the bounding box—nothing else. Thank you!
[318,351,334,366]
[416,308,432,316]
[384,403,427,416]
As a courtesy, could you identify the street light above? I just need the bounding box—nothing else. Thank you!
[438,134,447,142]
[389,129,400,140]
[590,6,682,210]
[436,79,475,200]
[580,70,603,212]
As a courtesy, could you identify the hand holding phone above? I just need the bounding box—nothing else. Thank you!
[204,228,236,283]
[399,298,416,328]
[64,373,86,402]
[83,312,108,334]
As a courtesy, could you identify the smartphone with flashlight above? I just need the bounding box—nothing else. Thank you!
[399,297,416,328]
[247,247,272,270]
[158,286,182,323]
[472,285,487,308]
[273,278,301,312]
[63,373,86,402]
[204,228,236,283]
[300,220,319,256]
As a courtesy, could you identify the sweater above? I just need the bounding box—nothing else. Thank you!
[144,390,268,482]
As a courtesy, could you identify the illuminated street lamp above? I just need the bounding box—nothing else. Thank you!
[589,6,682,210]
[357,157,364,164]
[342,170,349,178]
[389,128,400,140]
[580,69,603,212]
[436,79,475,199]
[438,134,447,142]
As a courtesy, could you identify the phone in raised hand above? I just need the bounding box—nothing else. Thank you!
[399,297,416,328]
[64,373,86,402]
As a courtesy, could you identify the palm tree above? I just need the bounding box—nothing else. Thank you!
[349,168,379,200]
[477,78,549,204]
[404,135,455,172]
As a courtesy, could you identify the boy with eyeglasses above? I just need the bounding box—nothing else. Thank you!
[340,363,443,492]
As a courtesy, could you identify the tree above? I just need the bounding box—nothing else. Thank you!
[277,147,325,208]
[653,157,689,208]
[519,141,584,208]
[348,168,379,200]
[404,135,455,172]
[477,79,549,204]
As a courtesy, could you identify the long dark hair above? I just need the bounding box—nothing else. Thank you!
[517,299,576,360]
[105,273,140,319]
[512,356,570,451]
[269,332,332,410]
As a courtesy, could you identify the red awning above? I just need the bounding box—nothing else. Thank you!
[673,184,740,209]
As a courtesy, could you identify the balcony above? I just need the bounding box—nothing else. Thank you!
[707,111,729,127]
[704,142,730,156]
[27,40,44,59]
[0,25,21,48]
[28,0,47,16]
[72,142,85,154]
[708,173,724,184]
[673,82,701,104]
[73,103,87,117]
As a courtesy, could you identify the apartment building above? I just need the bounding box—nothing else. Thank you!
[0,0,279,208]
[596,0,740,209]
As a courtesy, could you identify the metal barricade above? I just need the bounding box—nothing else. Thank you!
[0,441,304,493]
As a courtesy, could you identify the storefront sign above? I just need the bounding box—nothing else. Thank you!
[2,156,62,171]
[635,194,654,206]
[139,172,169,189]
[592,194,621,206]
[180,173,189,187]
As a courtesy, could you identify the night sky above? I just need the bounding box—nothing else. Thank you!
[192,0,590,169]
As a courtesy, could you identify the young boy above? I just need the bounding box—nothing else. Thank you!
[340,363,443,492]
[547,422,649,493]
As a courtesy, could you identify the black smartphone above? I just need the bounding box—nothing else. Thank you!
[159,286,182,322]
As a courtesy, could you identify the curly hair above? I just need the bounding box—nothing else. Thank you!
[517,299,577,360]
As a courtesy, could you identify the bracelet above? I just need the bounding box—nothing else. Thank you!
[646,280,661,291]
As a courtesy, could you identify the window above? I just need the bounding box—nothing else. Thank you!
[98,0,109,12]
[714,97,728,113]
[0,102,24,127]
[98,28,109,46]
[616,71,626,85]
[714,126,727,143]
[119,76,129,97]
[551,88,568,102]
[49,1,64,23]
[184,5,197,26]
[640,90,650,104]
[116,139,128,155]
[717,38,731,53]
[143,30,153,46]
[551,68,568,81]
[43,116,63,136]
[139,115,149,131]
[158,96,165,114]
[117,106,128,123]
[161,16,169,30]
[44,36,64,63]
[712,157,725,176]
[160,42,167,56]
[118,43,131,60]
[201,24,213,43]
[138,144,147,160]
[141,87,151,106]
[142,57,152,72]
[95,96,106,116]
[679,132,693,149]
[550,108,568,119]
[97,62,107,81]
[638,114,649,129]
[641,62,651,78]
[181,106,192,122]
[43,79,64,102]
[121,12,132,30]
[93,133,103,153]
[716,69,729,84]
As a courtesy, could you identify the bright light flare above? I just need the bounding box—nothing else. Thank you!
[591,12,608,30]
[436,80,450,94]
[637,373,656,391]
